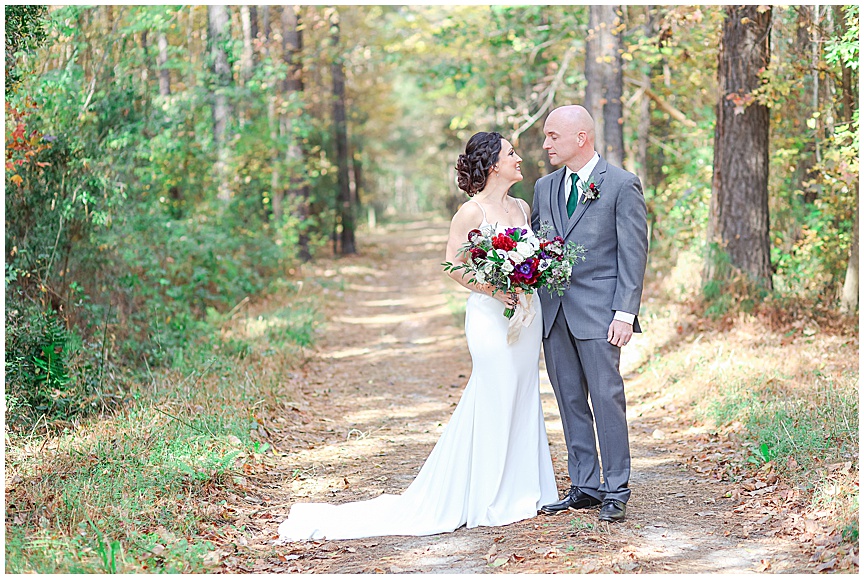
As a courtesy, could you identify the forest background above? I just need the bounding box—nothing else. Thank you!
[4,4,859,573]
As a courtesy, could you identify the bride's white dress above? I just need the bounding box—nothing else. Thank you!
[278,212,557,541]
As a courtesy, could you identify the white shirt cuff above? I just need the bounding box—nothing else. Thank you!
[613,311,635,325]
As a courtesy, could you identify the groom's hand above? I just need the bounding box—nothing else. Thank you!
[607,320,633,348]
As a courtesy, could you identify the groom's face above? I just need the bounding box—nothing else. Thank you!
[542,116,580,168]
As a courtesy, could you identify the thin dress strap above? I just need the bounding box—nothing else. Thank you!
[515,198,529,226]
[468,198,488,224]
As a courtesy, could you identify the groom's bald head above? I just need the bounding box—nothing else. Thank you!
[543,105,596,170]
[547,105,595,143]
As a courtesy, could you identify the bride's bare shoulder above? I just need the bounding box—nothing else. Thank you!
[451,199,483,223]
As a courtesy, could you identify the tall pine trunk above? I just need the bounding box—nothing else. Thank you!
[703,6,773,290]
[278,6,311,261]
[584,5,625,167]
[239,6,255,85]
[837,6,858,313]
[330,9,355,255]
[157,32,170,96]
[208,5,233,203]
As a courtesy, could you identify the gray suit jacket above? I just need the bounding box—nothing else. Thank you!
[531,157,649,340]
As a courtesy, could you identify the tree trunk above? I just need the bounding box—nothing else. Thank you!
[837,5,858,313]
[282,6,303,94]
[248,6,258,53]
[330,9,355,255]
[260,6,271,53]
[703,6,773,290]
[140,30,148,84]
[279,6,311,261]
[157,32,170,96]
[840,197,859,313]
[269,98,282,223]
[635,6,655,192]
[584,5,625,167]
[240,5,255,85]
[208,5,233,203]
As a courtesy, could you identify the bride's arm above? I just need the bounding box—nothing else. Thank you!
[444,204,512,306]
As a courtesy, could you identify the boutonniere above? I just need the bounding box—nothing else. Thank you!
[580,176,600,203]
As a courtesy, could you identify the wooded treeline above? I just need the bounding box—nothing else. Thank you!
[5,5,859,427]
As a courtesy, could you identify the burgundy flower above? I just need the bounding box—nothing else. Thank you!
[510,258,540,284]
[467,228,483,243]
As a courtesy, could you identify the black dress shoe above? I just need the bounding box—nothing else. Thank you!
[540,487,602,515]
[598,498,626,522]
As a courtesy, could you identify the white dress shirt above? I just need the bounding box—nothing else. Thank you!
[564,152,635,326]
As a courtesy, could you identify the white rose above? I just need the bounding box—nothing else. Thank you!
[515,241,534,259]
[495,249,509,260]
[507,250,524,264]
[475,271,486,284]
[501,260,514,273]
[483,262,495,274]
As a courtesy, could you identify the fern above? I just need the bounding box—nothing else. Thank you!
[31,316,70,389]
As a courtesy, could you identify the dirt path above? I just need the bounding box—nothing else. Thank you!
[235,219,814,574]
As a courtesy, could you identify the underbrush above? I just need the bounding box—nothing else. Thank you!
[704,372,858,473]
[4,278,322,573]
[635,298,858,559]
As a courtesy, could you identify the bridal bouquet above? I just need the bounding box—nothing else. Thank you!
[443,222,586,321]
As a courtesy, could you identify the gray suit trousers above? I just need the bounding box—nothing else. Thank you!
[543,308,631,503]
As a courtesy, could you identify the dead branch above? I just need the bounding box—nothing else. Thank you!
[625,76,697,128]
[511,43,577,144]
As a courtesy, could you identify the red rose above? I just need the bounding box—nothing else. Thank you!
[491,233,517,251]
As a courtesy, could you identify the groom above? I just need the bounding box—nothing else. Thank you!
[530,105,648,522]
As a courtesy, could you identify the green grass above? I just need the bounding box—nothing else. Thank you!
[5,282,323,573]
[702,371,858,472]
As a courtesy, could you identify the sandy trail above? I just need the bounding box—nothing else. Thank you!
[238,218,811,574]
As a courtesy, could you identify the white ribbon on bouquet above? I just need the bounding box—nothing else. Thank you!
[506,292,536,345]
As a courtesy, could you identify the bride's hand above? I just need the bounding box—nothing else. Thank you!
[492,290,519,309]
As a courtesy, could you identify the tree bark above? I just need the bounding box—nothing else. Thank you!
[585,5,625,167]
[240,5,255,85]
[282,6,303,93]
[248,6,258,53]
[330,9,355,255]
[837,6,858,313]
[703,6,773,290]
[157,32,170,96]
[840,198,859,313]
[260,6,271,53]
[279,6,311,261]
[208,5,233,203]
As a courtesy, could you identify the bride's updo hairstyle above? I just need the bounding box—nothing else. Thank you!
[456,131,503,197]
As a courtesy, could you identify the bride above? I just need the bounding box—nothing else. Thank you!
[277,131,557,541]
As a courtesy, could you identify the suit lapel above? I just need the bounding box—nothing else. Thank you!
[564,157,608,239]
[548,168,566,235]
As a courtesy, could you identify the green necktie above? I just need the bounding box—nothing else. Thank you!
[567,173,579,217]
